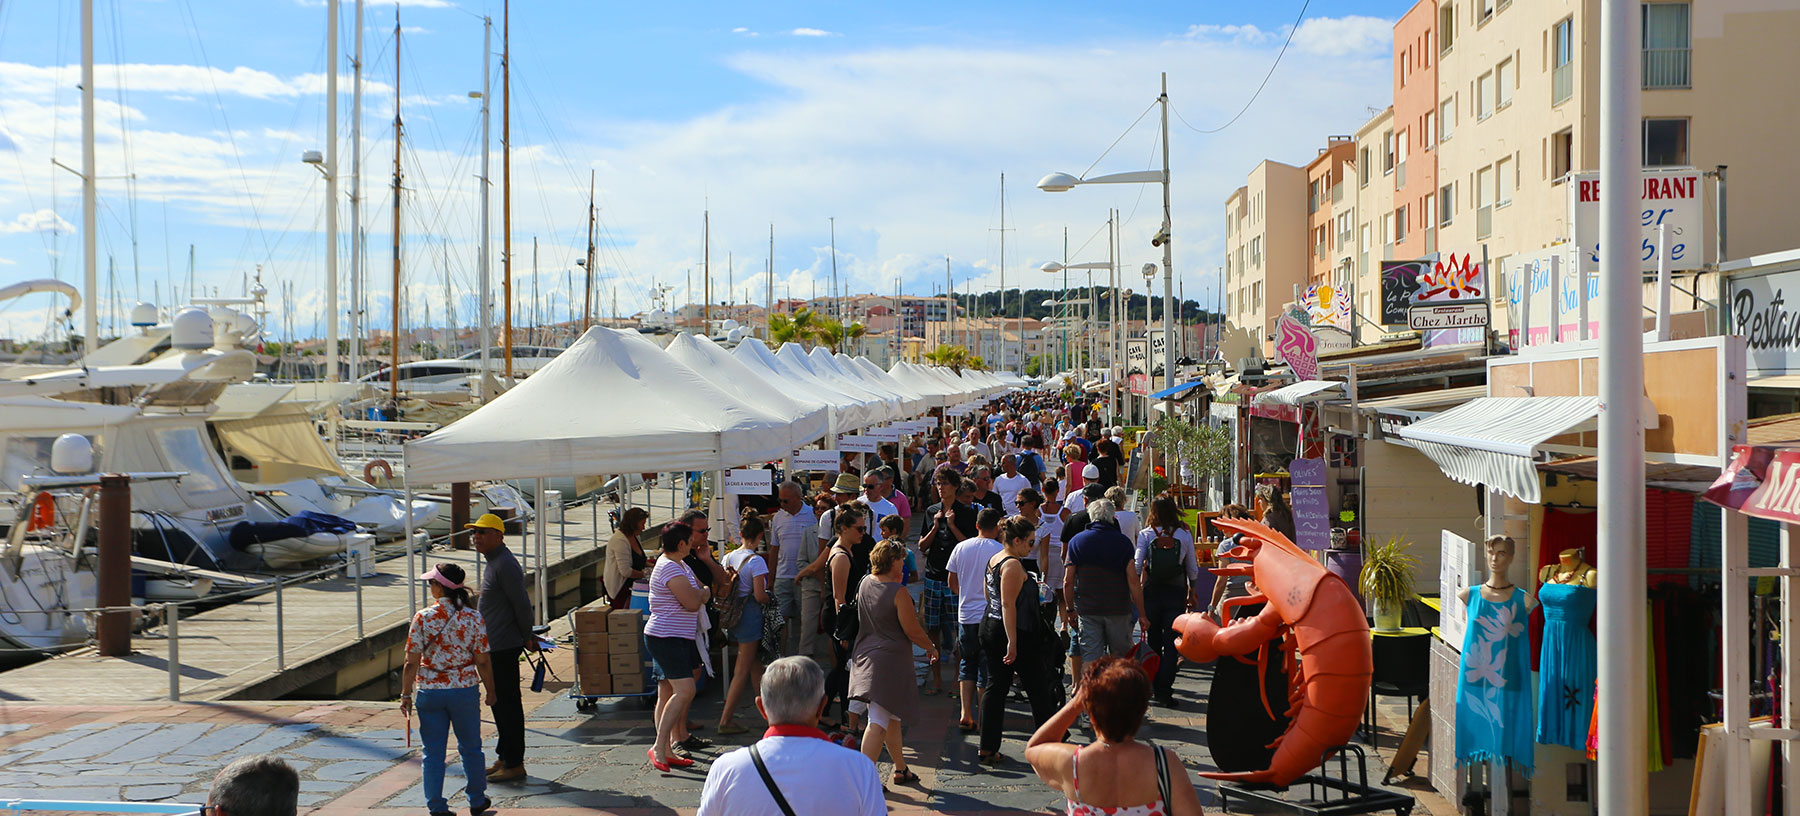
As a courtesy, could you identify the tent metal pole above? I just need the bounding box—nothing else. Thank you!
[405,486,417,614]
[535,477,548,625]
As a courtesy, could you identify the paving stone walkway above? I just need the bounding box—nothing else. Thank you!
[0,617,1454,815]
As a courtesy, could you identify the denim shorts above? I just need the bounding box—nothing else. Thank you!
[958,622,985,682]
[646,635,699,678]
[727,596,764,644]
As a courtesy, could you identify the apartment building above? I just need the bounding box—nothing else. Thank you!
[1393,1,1440,262]
[1431,0,1800,337]
[1222,160,1309,357]
[1352,107,1396,332]
[1305,137,1357,290]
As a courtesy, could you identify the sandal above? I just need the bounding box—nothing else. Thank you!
[958,719,978,733]
[676,735,712,751]
[977,751,1009,766]
[892,767,920,785]
[921,686,941,696]
[716,722,748,736]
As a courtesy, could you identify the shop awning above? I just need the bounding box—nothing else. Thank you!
[1395,396,1602,503]
[1356,385,1488,412]
[1252,379,1344,407]
[1148,378,1208,400]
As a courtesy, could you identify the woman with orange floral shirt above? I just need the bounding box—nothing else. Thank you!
[401,562,497,816]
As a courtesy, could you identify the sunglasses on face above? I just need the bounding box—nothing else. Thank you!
[863,484,880,490]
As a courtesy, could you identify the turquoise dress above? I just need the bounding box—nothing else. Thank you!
[1535,583,1596,750]
[1455,587,1535,775]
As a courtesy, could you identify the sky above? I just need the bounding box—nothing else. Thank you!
[0,0,1401,344]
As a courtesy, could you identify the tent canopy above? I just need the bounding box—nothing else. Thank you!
[665,333,830,449]
[739,338,879,431]
[403,328,794,484]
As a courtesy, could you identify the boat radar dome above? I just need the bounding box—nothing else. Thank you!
[129,302,158,328]
[171,307,216,350]
[51,433,94,474]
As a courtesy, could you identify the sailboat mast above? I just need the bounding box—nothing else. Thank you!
[703,211,711,332]
[349,0,364,382]
[80,0,96,351]
[477,14,491,397]
[389,9,402,400]
[583,168,597,331]
[501,0,514,383]
[766,223,774,334]
[828,216,838,347]
[325,0,340,383]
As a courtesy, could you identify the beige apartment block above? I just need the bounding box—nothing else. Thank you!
[1352,106,1396,335]
[1433,0,1800,337]
[1222,160,1309,358]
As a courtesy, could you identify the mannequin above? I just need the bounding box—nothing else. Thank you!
[1456,536,1537,797]
[1535,547,1597,751]
[1538,548,1597,588]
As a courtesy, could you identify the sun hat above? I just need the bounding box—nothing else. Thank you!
[831,472,861,494]
[418,566,465,589]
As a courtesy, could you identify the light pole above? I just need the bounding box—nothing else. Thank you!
[1042,259,1111,384]
[1039,73,1176,420]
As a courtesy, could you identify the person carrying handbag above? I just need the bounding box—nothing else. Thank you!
[400,563,497,816]
[976,516,1063,765]
[603,507,651,610]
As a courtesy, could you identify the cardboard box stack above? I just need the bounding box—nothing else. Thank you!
[570,604,646,696]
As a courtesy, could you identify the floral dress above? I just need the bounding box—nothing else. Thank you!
[1455,587,1534,776]
[405,603,489,690]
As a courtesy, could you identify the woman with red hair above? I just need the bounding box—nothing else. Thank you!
[1024,657,1206,815]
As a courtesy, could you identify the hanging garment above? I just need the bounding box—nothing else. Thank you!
[1534,583,1596,751]
[1456,588,1535,776]
[1530,507,1596,671]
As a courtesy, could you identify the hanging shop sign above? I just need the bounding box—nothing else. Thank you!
[791,449,841,470]
[1274,314,1319,381]
[1126,339,1150,396]
[1304,282,1353,331]
[1380,260,1428,326]
[838,434,879,453]
[1503,245,1598,348]
[1288,457,1330,551]
[868,425,902,442]
[722,468,774,495]
[1568,168,1705,273]
[1407,253,1490,346]
[1725,265,1800,376]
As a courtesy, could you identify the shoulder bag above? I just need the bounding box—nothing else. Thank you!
[749,742,798,816]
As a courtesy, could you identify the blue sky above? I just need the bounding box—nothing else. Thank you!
[0,0,1402,342]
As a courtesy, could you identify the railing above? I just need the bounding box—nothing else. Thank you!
[1477,205,1493,239]
[1552,61,1573,104]
[1643,48,1690,88]
[1331,182,1344,204]
[1396,161,1407,190]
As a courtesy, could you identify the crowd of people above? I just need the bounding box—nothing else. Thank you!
[380,392,1219,815]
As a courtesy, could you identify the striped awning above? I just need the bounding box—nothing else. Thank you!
[1252,379,1344,407]
[1395,396,1602,504]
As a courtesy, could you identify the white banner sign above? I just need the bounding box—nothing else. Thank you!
[1569,168,1704,273]
[722,468,774,495]
[899,419,933,434]
[1728,266,1800,376]
[1439,530,1477,650]
[1408,302,1491,330]
[791,449,840,471]
[1503,245,1599,347]
[838,434,879,453]
[868,425,902,442]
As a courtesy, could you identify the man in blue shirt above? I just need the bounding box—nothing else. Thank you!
[1064,499,1146,663]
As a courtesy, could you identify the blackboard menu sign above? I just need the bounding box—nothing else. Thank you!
[1380,260,1429,325]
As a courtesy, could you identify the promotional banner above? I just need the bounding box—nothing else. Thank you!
[1126,339,1149,395]
[1304,282,1353,331]
[1274,314,1319,381]
[1288,457,1330,551]
[1380,260,1428,325]
[1569,168,1705,273]
[722,468,774,495]
[791,449,840,471]
[1408,253,1489,348]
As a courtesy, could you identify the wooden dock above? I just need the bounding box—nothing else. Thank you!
[0,492,681,704]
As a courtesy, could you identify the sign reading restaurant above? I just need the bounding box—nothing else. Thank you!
[1727,263,1800,376]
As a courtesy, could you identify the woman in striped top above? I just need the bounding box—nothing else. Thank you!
[646,522,713,771]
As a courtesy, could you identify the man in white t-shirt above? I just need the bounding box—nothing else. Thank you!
[854,472,898,528]
[944,507,1006,729]
[992,454,1031,517]
[699,657,884,816]
[769,482,817,658]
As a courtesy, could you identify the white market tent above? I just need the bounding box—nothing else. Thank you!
[665,333,831,450]
[802,346,902,420]
[782,343,898,425]
[402,328,796,485]
[735,338,881,431]
[887,362,960,409]
[851,357,933,413]
[918,364,978,402]
[832,352,927,417]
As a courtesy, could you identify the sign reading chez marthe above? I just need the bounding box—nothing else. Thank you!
[1728,265,1800,376]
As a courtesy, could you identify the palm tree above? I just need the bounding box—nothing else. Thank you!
[924,344,971,372]
[769,307,819,347]
[812,318,866,351]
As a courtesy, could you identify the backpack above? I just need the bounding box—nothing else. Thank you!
[1146,528,1187,588]
[718,556,748,629]
[1018,451,1043,486]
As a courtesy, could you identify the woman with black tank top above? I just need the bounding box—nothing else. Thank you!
[977,516,1063,765]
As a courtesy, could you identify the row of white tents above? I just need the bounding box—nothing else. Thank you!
[401,327,1026,486]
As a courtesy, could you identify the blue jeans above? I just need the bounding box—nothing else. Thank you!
[417,686,486,814]
[958,622,987,685]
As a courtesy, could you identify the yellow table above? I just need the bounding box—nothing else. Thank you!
[1416,595,1443,613]
[1371,626,1430,638]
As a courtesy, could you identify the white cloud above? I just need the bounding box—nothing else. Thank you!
[791,28,837,37]
[1184,23,1271,43]
[0,257,16,266]
[1291,16,1394,57]
[732,27,759,38]
[0,209,74,235]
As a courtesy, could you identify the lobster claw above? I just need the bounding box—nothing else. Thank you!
[1172,612,1222,663]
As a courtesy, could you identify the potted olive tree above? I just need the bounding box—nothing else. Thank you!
[1359,536,1418,632]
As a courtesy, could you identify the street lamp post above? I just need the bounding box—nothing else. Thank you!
[1042,258,1112,384]
[1040,73,1176,424]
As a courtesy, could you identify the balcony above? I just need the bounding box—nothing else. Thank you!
[1552,62,1573,105]
[1477,205,1493,239]
[1396,161,1407,190]
[1331,182,1344,205]
[1644,48,1690,89]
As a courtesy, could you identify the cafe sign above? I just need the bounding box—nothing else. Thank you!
[1727,265,1800,376]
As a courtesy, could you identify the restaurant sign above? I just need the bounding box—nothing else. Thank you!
[1126,339,1149,395]
[1726,266,1800,376]
[1704,444,1800,524]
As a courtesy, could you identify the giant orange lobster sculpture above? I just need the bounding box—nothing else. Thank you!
[1173,518,1372,788]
